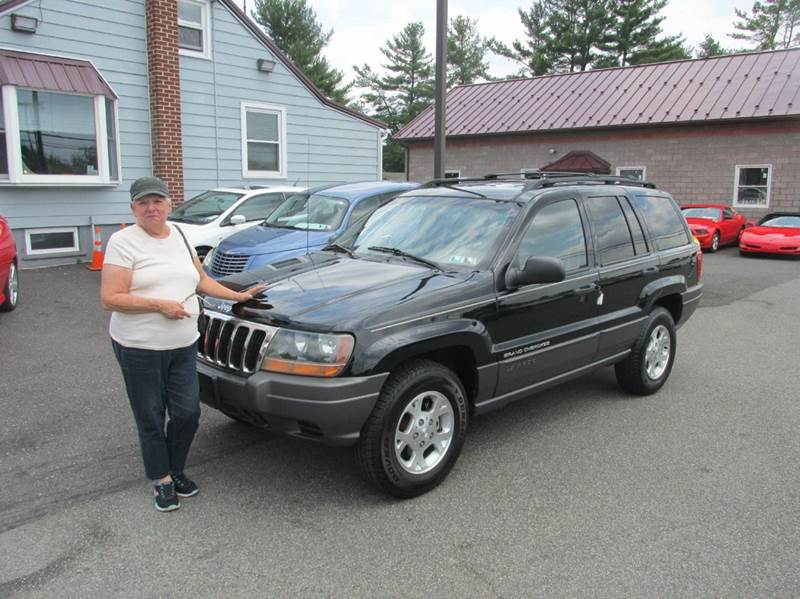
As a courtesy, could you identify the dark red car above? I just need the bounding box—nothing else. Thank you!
[680,203,747,252]
[739,213,800,257]
[0,214,18,311]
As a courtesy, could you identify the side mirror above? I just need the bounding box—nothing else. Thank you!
[505,256,566,290]
[229,215,246,225]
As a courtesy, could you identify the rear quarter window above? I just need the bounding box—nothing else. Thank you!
[632,194,690,250]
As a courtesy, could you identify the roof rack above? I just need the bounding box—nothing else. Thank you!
[423,171,657,190]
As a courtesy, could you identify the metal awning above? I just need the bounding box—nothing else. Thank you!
[0,48,116,98]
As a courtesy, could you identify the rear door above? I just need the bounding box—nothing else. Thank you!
[490,193,600,397]
[584,191,659,359]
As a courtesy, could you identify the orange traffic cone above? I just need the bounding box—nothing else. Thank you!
[86,225,104,271]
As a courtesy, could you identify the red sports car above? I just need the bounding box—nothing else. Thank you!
[739,213,800,257]
[681,203,747,252]
[0,214,19,311]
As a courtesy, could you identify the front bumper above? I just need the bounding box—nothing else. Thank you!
[197,361,388,446]
[739,241,800,256]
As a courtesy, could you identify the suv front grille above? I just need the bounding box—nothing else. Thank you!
[210,251,250,277]
[198,312,276,374]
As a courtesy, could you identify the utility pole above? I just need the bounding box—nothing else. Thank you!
[433,0,447,179]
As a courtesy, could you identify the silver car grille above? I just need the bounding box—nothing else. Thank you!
[198,312,276,374]
[210,251,250,277]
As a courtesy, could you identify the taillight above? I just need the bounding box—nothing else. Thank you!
[695,248,704,282]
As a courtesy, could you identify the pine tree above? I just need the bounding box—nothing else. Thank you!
[488,1,555,76]
[354,23,435,172]
[447,15,491,86]
[696,34,733,58]
[253,0,350,104]
[547,0,615,72]
[731,0,800,50]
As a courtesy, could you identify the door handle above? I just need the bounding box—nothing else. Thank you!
[643,266,659,274]
[575,284,596,295]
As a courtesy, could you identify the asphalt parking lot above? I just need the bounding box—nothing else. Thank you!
[1,246,799,598]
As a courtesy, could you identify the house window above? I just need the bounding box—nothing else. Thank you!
[734,165,771,207]
[616,166,645,181]
[444,170,461,179]
[25,227,80,255]
[241,102,287,179]
[178,0,211,59]
[1,86,120,185]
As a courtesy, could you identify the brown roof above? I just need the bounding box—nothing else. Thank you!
[0,49,116,98]
[218,0,386,130]
[0,0,34,16]
[542,150,610,173]
[395,48,800,142]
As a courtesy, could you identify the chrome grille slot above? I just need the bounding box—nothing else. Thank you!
[210,251,250,277]
[198,312,276,375]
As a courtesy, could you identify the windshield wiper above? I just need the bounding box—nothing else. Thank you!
[323,243,355,258]
[367,246,441,270]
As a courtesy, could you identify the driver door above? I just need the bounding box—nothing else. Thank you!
[489,195,600,397]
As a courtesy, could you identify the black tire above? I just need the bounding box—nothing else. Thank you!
[708,231,720,253]
[196,246,212,261]
[357,359,468,498]
[0,261,18,312]
[615,307,676,395]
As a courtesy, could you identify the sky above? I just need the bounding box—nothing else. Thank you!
[233,0,751,85]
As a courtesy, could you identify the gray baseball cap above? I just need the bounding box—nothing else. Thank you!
[130,176,170,201]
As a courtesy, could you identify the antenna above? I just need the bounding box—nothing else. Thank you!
[306,135,311,262]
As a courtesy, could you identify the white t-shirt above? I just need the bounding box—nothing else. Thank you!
[104,224,200,350]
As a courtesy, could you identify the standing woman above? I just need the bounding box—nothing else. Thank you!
[101,177,266,512]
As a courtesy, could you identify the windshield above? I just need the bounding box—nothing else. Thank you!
[681,207,721,220]
[348,195,519,269]
[264,193,350,231]
[169,191,243,223]
[760,215,800,228]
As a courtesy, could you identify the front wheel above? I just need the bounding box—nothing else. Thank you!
[0,261,18,312]
[709,231,720,252]
[615,307,676,395]
[357,360,468,498]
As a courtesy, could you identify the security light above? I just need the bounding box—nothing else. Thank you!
[11,14,38,33]
[257,58,276,73]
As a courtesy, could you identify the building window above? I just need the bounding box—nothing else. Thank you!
[178,0,211,59]
[734,165,771,207]
[1,86,120,185]
[241,102,287,179]
[616,166,645,181]
[444,170,461,179]
[25,227,80,255]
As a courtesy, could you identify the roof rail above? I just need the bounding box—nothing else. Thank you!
[422,171,657,189]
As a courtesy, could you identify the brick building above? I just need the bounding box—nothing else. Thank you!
[395,49,800,217]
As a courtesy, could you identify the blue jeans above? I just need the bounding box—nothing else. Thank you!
[112,340,200,481]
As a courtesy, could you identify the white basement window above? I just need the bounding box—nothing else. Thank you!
[1,87,120,185]
[178,0,211,60]
[616,166,646,181]
[241,102,287,179]
[733,165,771,208]
[25,227,80,255]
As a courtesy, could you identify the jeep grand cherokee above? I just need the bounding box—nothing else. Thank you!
[197,173,703,498]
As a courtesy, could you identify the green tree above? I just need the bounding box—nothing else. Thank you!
[627,34,691,64]
[354,22,435,172]
[596,0,679,67]
[731,0,800,49]
[447,15,491,86]
[547,0,615,72]
[488,1,555,76]
[253,0,350,104]
[696,34,734,58]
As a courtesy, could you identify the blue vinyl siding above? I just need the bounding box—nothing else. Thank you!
[179,2,381,199]
[0,0,151,241]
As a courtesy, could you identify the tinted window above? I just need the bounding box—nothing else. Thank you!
[230,192,285,222]
[620,197,648,254]
[586,196,635,265]
[516,200,587,273]
[633,195,690,250]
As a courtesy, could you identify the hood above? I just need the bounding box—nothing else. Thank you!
[743,226,800,239]
[216,225,330,255]
[203,254,483,331]
[685,218,717,228]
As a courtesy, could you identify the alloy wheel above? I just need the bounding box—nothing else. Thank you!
[645,324,671,380]
[393,390,454,474]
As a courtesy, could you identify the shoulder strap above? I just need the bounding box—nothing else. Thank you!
[173,225,194,260]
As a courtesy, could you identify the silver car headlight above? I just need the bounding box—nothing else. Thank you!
[261,329,355,377]
[202,248,215,268]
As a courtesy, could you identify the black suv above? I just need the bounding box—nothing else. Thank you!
[197,173,703,497]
